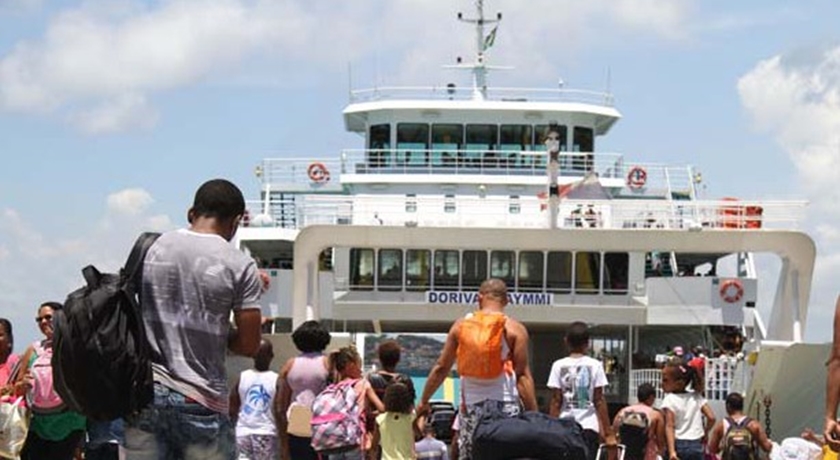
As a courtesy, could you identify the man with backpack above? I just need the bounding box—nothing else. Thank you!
[707,392,773,460]
[123,179,264,459]
[417,278,537,460]
[368,339,416,405]
[611,383,664,460]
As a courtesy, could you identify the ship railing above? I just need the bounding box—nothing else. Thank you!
[627,357,750,403]
[256,152,696,195]
[241,196,807,231]
[349,86,615,106]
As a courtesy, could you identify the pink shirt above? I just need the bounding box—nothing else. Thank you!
[0,353,19,385]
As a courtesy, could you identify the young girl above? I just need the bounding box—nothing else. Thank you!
[317,346,384,460]
[661,362,715,460]
[374,383,421,459]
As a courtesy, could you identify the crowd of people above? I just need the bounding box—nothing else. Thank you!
[2,177,840,460]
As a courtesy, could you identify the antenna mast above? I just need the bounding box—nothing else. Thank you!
[457,0,502,100]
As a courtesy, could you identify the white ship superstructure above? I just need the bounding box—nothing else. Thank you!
[235,0,819,439]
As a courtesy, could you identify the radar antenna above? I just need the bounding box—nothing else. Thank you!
[449,0,509,100]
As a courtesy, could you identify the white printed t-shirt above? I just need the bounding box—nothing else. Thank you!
[142,229,262,414]
[546,355,609,432]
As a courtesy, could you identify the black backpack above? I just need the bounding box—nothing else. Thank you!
[617,410,650,460]
[367,371,416,402]
[52,232,160,421]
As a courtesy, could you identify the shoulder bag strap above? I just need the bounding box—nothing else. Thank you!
[122,232,161,294]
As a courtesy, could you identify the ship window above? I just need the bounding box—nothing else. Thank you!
[434,250,460,290]
[535,124,567,151]
[490,250,515,286]
[462,250,488,289]
[406,249,431,291]
[500,125,533,168]
[349,248,374,291]
[604,252,629,295]
[368,124,391,168]
[573,127,594,172]
[518,251,544,292]
[465,124,498,168]
[444,194,456,213]
[406,194,417,213]
[546,251,572,293]
[396,123,430,166]
[509,195,521,214]
[575,251,601,294]
[378,249,403,291]
[431,124,463,167]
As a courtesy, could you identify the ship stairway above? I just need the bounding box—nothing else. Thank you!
[645,251,676,277]
[268,192,297,229]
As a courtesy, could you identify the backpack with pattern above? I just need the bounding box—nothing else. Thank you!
[28,340,65,414]
[310,379,366,452]
[722,417,755,460]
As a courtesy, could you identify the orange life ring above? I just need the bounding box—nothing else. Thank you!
[627,166,647,189]
[307,162,330,183]
[719,279,744,303]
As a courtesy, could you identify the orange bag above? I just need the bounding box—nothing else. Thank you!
[457,311,507,378]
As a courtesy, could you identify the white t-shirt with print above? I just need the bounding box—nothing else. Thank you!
[546,355,609,432]
[660,392,707,440]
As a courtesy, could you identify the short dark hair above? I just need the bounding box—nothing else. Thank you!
[725,392,744,412]
[637,383,656,402]
[383,382,414,414]
[40,301,63,311]
[292,320,331,353]
[0,318,13,351]
[377,339,402,369]
[190,179,245,221]
[566,321,590,350]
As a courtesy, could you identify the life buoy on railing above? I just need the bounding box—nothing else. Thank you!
[627,166,647,189]
[719,279,744,303]
[307,162,330,183]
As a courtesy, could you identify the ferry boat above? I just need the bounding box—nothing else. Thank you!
[235,0,822,439]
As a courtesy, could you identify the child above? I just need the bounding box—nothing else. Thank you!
[316,346,384,460]
[547,321,617,460]
[374,382,421,459]
[660,362,715,460]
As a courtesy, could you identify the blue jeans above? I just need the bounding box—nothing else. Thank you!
[124,383,235,460]
[675,439,704,460]
[326,447,363,460]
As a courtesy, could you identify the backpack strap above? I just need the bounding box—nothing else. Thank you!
[121,232,162,293]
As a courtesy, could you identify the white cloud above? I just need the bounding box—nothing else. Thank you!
[738,44,840,341]
[0,0,693,132]
[106,188,154,215]
[0,189,176,351]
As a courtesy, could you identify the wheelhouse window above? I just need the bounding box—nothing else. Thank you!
[546,251,572,293]
[434,250,460,290]
[500,124,533,168]
[518,251,544,291]
[575,251,601,294]
[490,250,515,286]
[378,249,403,291]
[368,124,391,167]
[406,249,431,291]
[465,124,498,168]
[431,124,463,167]
[462,250,488,290]
[396,123,429,166]
[349,248,374,291]
[573,126,594,172]
[604,252,629,295]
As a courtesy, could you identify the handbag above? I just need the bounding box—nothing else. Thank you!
[0,396,29,459]
[287,402,313,437]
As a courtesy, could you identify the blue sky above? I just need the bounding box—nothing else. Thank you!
[2,0,840,350]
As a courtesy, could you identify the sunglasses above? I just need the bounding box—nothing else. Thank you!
[35,314,53,324]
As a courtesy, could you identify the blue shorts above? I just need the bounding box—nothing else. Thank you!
[124,383,235,460]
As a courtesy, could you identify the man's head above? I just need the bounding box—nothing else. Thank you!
[187,179,246,241]
[478,278,508,311]
[565,321,590,352]
[254,339,274,371]
[637,383,656,405]
[725,392,745,415]
[377,339,402,370]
